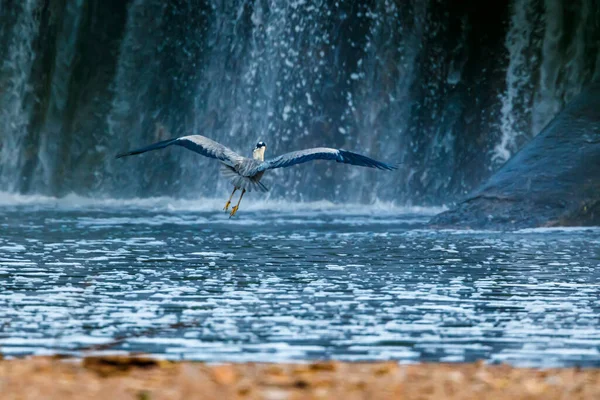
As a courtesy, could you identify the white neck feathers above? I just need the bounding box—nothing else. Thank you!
[253,147,265,161]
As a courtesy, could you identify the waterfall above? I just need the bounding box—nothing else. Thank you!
[30,0,85,192]
[0,0,598,204]
[105,0,208,197]
[495,0,543,164]
[0,0,41,192]
[348,1,428,203]
[497,0,600,163]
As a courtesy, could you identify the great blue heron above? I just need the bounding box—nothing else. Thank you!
[116,135,397,217]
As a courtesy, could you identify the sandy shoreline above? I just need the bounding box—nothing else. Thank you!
[1,356,599,399]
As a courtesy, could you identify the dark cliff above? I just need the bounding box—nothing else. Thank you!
[430,82,600,229]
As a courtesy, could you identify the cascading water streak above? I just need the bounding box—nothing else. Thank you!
[0,0,40,192]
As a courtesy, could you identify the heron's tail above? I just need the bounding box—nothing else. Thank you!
[116,138,178,159]
[220,165,269,193]
[255,180,269,192]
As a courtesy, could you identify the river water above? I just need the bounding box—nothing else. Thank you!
[1,194,599,367]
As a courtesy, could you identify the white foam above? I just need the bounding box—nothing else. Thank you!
[0,191,445,215]
[190,252,234,258]
[0,261,36,266]
[516,227,600,233]
[0,244,26,252]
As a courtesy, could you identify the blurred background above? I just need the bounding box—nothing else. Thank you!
[1,0,599,205]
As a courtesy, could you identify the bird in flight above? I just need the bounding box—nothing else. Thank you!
[116,134,397,217]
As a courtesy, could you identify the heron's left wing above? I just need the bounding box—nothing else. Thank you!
[249,147,397,174]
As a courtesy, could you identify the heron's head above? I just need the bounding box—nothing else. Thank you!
[253,141,266,161]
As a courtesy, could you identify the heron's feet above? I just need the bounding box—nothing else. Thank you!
[229,205,239,218]
[223,200,231,211]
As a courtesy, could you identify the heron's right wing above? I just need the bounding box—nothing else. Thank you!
[250,147,397,174]
[116,135,243,167]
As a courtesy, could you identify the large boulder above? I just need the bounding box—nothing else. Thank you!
[430,82,600,229]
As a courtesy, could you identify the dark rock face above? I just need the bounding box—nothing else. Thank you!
[430,83,600,229]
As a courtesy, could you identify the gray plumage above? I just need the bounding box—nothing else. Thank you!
[220,164,268,192]
[116,135,244,167]
[116,134,397,194]
[250,147,396,174]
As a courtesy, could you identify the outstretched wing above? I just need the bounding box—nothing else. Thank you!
[116,135,243,167]
[249,147,397,175]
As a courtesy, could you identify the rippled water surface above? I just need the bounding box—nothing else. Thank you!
[1,196,599,367]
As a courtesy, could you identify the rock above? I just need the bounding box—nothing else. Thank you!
[430,82,600,229]
[82,355,165,377]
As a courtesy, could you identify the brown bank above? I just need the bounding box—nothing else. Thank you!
[1,356,599,399]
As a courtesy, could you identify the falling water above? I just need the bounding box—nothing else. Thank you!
[0,0,599,204]
[495,0,543,164]
[0,0,40,192]
[497,0,600,163]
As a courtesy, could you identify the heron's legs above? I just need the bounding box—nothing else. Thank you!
[223,187,237,211]
[229,189,246,218]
